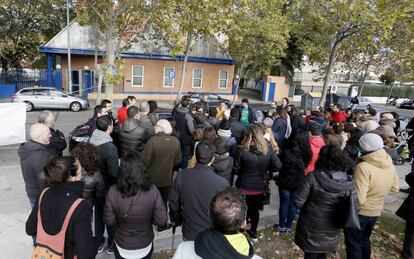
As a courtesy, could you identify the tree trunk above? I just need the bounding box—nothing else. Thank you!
[318,41,340,107]
[358,55,373,96]
[175,32,193,104]
[104,21,116,102]
[231,58,246,107]
[97,73,103,105]
[94,31,100,104]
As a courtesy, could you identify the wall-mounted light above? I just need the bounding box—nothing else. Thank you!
[55,64,62,70]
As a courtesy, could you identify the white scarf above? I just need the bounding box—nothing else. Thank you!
[285,114,292,139]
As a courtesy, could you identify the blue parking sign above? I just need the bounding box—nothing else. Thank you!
[169,70,176,79]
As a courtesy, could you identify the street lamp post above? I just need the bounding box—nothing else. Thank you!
[66,0,72,93]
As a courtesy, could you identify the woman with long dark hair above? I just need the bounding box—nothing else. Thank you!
[147,100,158,126]
[272,107,291,150]
[234,124,282,240]
[275,130,312,233]
[294,145,357,259]
[26,156,98,258]
[103,153,167,259]
[71,143,106,249]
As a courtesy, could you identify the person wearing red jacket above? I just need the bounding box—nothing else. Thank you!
[331,104,347,124]
[117,98,130,125]
[305,122,326,175]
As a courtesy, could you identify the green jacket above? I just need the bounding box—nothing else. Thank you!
[143,132,181,187]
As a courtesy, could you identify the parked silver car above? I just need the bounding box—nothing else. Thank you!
[11,87,89,112]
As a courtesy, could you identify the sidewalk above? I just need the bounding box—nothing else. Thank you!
[0,162,410,258]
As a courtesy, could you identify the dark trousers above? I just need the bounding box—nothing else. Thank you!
[402,220,414,259]
[246,194,263,233]
[278,188,296,229]
[304,252,327,259]
[180,145,191,169]
[344,215,378,259]
[114,244,153,259]
[157,186,171,212]
[93,199,105,245]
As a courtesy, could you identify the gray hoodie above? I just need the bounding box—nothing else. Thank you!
[89,129,113,146]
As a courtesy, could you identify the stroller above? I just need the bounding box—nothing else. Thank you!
[393,132,413,165]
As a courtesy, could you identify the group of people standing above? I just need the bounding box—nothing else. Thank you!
[18,94,412,259]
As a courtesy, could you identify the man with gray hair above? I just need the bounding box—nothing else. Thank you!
[143,119,181,232]
[139,102,155,136]
[38,110,66,156]
[18,123,53,208]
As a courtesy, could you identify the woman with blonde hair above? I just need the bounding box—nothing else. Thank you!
[234,124,282,240]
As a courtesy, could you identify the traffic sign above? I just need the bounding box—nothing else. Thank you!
[169,70,176,79]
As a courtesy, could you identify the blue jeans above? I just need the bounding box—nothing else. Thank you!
[344,215,378,259]
[278,188,296,229]
[180,145,191,169]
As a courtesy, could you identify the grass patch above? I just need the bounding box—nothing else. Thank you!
[153,214,406,258]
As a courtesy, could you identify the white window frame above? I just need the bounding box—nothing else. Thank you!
[218,70,228,89]
[131,66,144,87]
[163,67,175,88]
[192,69,203,88]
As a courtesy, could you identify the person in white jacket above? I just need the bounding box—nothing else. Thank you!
[173,187,262,259]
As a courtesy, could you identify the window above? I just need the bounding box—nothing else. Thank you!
[33,89,49,96]
[49,90,63,97]
[163,67,175,88]
[218,70,228,89]
[208,94,219,100]
[192,69,203,88]
[132,66,144,87]
[19,89,33,95]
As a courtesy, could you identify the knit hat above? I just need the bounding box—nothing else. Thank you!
[381,113,395,120]
[156,119,172,135]
[263,117,274,128]
[359,133,384,152]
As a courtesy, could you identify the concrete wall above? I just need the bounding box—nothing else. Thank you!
[59,55,235,100]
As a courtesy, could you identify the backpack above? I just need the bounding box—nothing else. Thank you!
[68,123,92,151]
[32,188,83,259]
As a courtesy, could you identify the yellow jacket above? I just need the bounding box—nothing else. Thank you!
[354,148,399,217]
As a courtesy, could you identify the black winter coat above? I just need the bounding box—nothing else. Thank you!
[234,145,282,192]
[397,174,414,222]
[343,138,361,161]
[169,164,229,241]
[18,140,54,201]
[230,119,246,144]
[276,148,306,191]
[26,181,98,259]
[47,127,67,156]
[294,170,358,253]
[119,118,151,157]
[212,153,234,184]
[81,170,106,202]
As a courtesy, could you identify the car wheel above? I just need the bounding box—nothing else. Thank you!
[25,101,34,112]
[70,101,82,112]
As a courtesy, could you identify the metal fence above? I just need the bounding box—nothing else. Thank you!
[0,69,61,91]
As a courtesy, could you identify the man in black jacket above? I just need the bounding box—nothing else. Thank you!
[18,123,53,208]
[86,105,108,135]
[169,141,229,241]
[229,108,246,144]
[173,98,195,169]
[38,111,67,156]
[119,106,151,157]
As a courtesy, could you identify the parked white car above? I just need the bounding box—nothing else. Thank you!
[11,87,89,112]
[396,98,410,108]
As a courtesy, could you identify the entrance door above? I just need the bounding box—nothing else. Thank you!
[71,70,81,95]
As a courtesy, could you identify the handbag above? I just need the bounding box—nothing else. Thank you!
[32,188,83,259]
[343,190,361,230]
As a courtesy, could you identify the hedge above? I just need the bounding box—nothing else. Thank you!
[361,84,414,98]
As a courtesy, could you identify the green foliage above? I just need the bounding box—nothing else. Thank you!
[0,0,72,70]
[361,84,414,98]
[379,69,396,85]
[227,0,291,77]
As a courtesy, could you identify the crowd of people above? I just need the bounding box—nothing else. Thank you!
[18,94,414,259]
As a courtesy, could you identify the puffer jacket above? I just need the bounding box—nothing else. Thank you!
[276,148,306,191]
[294,170,358,253]
[212,153,234,184]
[234,145,282,192]
[81,170,106,202]
[360,115,378,133]
[324,129,343,149]
[119,118,151,157]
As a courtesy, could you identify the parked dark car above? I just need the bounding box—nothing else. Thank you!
[400,99,414,109]
[185,92,231,107]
